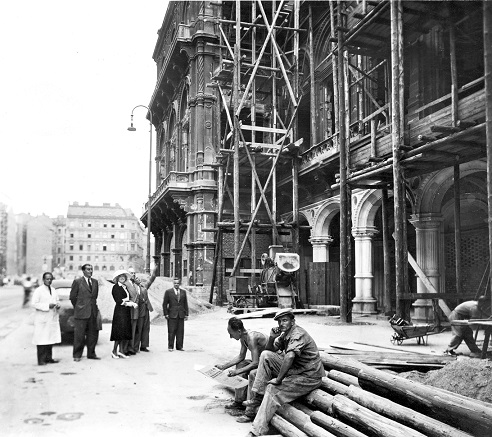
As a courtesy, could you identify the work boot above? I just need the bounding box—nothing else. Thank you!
[225,401,245,410]
[243,393,263,409]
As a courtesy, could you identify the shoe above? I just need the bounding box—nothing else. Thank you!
[236,415,254,423]
[177,348,185,351]
[225,401,245,410]
[126,351,136,356]
[74,358,81,362]
[45,359,59,364]
[87,356,101,360]
[111,352,119,359]
[140,348,149,352]
[38,362,47,366]
[243,395,262,408]
[444,349,456,356]
[117,352,129,359]
[168,348,174,352]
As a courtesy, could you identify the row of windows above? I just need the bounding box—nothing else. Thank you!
[67,243,136,252]
[67,232,137,240]
[68,221,138,229]
[67,265,125,272]
[68,255,128,262]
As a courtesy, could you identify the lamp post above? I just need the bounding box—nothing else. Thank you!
[128,105,153,274]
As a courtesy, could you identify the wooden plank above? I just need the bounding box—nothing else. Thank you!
[407,252,451,316]
[240,124,288,134]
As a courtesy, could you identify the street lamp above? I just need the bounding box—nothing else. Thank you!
[127,105,153,274]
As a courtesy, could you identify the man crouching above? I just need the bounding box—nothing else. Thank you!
[244,308,324,436]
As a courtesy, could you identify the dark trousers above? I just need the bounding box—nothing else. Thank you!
[124,319,139,353]
[135,311,151,350]
[37,345,53,365]
[167,317,184,350]
[73,315,99,358]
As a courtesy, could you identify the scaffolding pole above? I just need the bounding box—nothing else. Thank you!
[391,0,405,317]
[485,0,492,304]
[338,0,350,322]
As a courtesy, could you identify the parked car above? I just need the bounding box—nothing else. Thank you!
[52,279,75,342]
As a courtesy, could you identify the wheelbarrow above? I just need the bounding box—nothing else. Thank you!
[389,315,437,345]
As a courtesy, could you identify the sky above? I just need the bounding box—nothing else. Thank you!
[0,0,169,219]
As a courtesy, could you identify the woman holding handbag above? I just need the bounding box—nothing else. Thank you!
[110,270,137,359]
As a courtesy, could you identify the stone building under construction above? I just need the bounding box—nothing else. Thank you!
[143,0,492,323]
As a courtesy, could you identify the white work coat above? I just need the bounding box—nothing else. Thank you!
[31,284,61,345]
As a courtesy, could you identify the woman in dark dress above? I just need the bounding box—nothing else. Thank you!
[110,270,136,359]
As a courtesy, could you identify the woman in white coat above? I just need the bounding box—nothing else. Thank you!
[31,272,61,365]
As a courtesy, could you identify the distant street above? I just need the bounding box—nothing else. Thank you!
[0,286,27,340]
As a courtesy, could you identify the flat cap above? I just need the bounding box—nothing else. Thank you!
[274,308,294,320]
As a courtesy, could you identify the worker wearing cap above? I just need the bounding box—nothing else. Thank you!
[244,308,324,436]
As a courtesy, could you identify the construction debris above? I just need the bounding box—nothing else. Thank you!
[267,353,492,437]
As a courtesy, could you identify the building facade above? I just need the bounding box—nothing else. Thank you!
[52,215,66,278]
[146,1,491,319]
[66,202,144,278]
[25,214,55,278]
[0,203,17,279]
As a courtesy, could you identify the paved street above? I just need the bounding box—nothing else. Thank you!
[0,287,455,437]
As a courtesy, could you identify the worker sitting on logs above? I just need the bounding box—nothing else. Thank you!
[215,317,268,415]
[244,308,324,436]
[445,295,490,357]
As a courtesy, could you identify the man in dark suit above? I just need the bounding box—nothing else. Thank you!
[132,265,157,352]
[70,264,100,361]
[163,277,189,351]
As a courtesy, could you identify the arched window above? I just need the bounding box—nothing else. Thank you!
[179,87,189,172]
[94,265,100,271]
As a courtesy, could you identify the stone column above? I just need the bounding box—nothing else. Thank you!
[409,213,443,323]
[352,226,378,314]
[309,236,333,262]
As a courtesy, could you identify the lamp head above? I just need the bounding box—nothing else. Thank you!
[127,114,136,131]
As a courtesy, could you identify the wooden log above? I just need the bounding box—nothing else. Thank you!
[277,404,337,437]
[331,395,426,437]
[358,366,492,435]
[328,370,359,387]
[321,377,350,396]
[271,414,309,437]
[292,402,368,437]
[320,352,370,376]
[430,125,461,134]
[303,389,335,415]
[345,385,473,437]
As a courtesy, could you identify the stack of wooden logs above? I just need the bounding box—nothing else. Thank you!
[269,353,492,437]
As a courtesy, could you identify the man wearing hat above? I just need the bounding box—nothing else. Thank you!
[244,308,324,436]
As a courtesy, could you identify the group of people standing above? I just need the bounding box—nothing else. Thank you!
[109,266,156,359]
[31,262,190,364]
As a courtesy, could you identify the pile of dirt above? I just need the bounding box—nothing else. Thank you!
[400,358,492,403]
[98,277,216,323]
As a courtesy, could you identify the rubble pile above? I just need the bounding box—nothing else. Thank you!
[401,358,492,404]
[268,353,492,437]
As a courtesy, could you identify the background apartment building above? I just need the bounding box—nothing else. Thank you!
[66,202,145,279]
